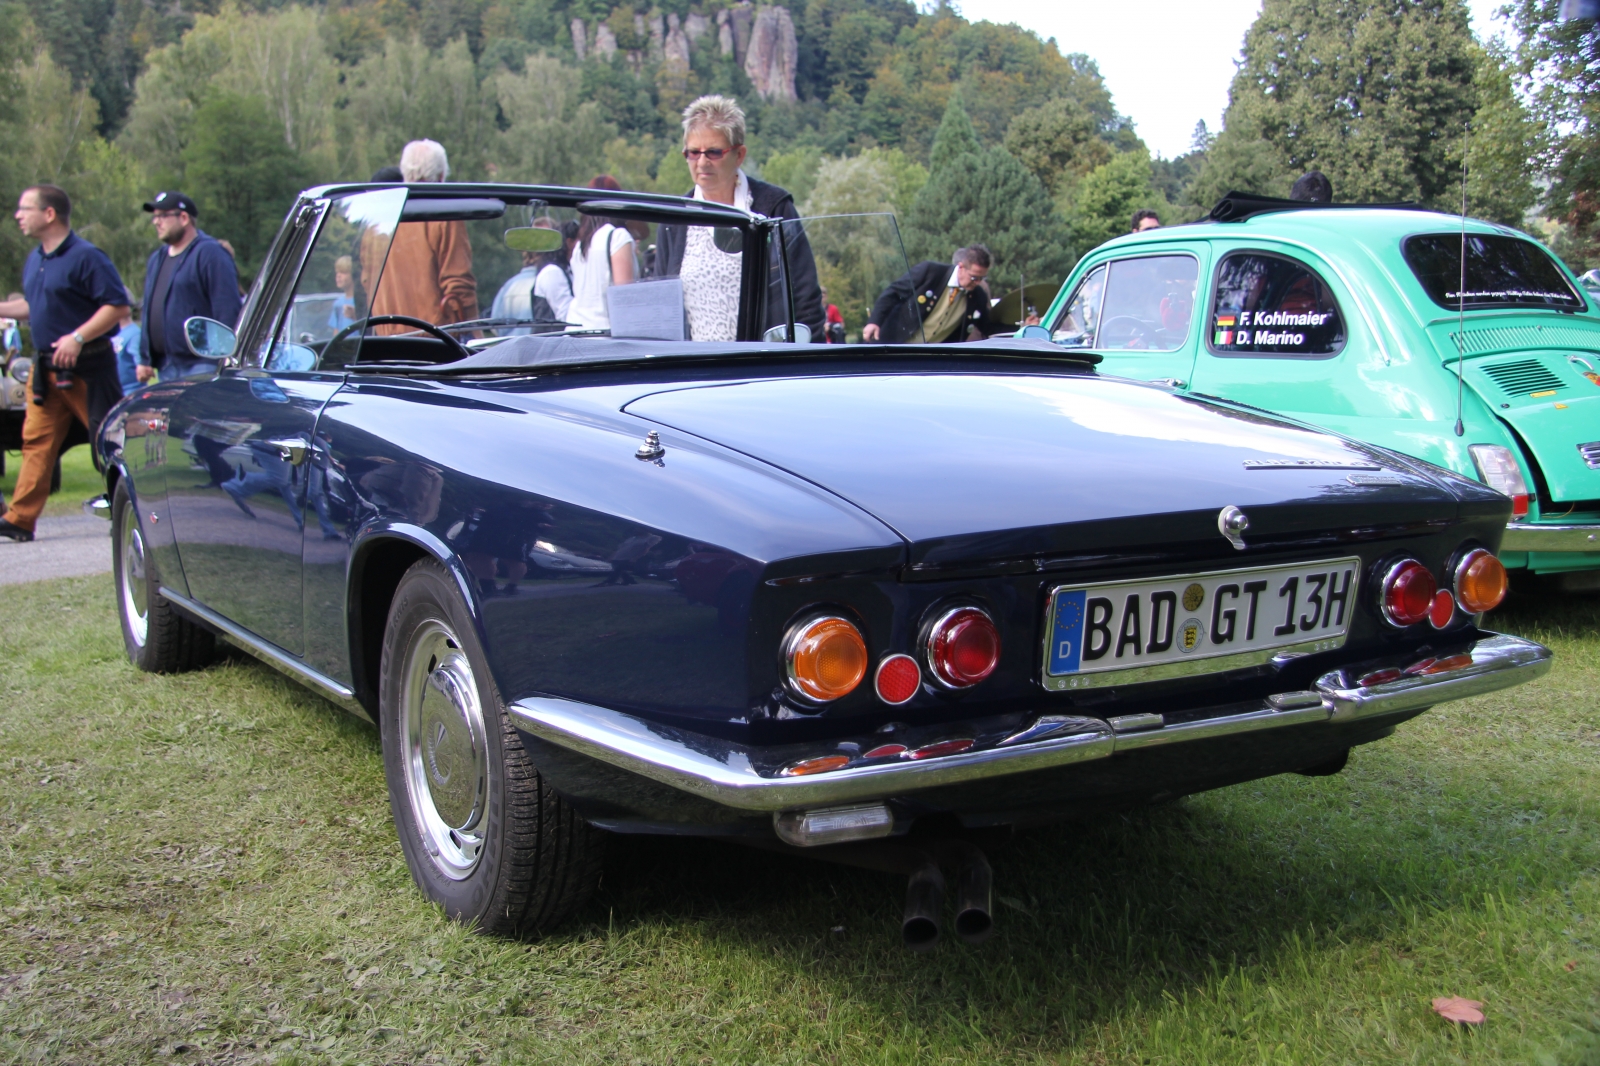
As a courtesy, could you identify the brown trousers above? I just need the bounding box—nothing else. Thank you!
[3,375,91,533]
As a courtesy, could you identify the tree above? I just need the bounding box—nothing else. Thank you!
[1508,0,1600,265]
[343,35,497,180]
[1192,0,1480,209]
[904,147,1074,291]
[183,92,313,278]
[493,53,614,186]
[1,35,149,294]
[926,92,980,175]
[1464,43,1540,228]
[1068,149,1164,253]
[1003,96,1111,195]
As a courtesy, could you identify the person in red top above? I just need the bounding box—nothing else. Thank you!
[822,287,845,343]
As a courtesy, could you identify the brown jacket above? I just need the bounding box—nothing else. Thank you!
[362,220,479,330]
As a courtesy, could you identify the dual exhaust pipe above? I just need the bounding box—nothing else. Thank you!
[902,843,993,952]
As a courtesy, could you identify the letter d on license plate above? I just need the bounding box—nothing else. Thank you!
[1042,556,1360,690]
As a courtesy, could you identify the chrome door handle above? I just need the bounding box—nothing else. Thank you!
[267,437,309,465]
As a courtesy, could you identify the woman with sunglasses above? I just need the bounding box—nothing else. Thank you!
[655,95,824,342]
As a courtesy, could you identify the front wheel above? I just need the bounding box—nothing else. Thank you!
[380,558,603,935]
[112,479,214,672]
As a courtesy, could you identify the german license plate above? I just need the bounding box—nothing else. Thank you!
[1042,557,1361,690]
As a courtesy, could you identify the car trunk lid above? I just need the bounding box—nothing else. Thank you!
[623,374,1466,571]
[1436,321,1600,501]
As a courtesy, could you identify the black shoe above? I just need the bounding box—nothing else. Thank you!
[0,518,34,542]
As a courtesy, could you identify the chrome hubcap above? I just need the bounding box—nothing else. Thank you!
[401,619,488,879]
[119,502,148,647]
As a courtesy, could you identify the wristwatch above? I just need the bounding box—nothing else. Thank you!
[70,331,85,345]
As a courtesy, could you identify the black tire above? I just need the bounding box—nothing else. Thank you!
[380,558,603,936]
[112,479,215,672]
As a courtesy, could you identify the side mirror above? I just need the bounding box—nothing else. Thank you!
[185,316,237,360]
[762,322,813,344]
[504,227,563,253]
[1015,324,1053,341]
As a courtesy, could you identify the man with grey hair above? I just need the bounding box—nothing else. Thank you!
[363,139,478,329]
[654,94,823,341]
[864,244,999,343]
[400,139,450,183]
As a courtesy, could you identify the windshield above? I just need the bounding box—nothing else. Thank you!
[1403,233,1585,311]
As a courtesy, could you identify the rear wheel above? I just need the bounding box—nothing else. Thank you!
[380,558,603,935]
[112,479,215,672]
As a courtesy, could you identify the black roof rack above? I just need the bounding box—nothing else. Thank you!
[1208,191,1428,223]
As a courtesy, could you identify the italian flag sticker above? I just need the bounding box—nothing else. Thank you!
[1214,314,1236,346]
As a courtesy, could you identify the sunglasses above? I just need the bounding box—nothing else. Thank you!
[682,147,733,161]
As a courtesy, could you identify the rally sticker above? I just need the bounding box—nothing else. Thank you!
[1213,309,1334,348]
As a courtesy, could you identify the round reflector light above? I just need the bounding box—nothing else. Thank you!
[1454,548,1508,614]
[784,616,868,702]
[874,654,921,705]
[1380,559,1436,627]
[925,606,1001,688]
[1428,589,1457,629]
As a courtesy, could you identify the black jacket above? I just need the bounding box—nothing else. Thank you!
[868,260,999,343]
[139,230,242,366]
[655,176,825,340]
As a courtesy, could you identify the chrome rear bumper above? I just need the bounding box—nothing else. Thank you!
[507,633,1551,813]
[1500,522,1600,553]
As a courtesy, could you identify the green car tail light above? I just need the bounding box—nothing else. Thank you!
[1469,445,1531,518]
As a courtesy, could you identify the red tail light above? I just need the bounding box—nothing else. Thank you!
[925,606,1001,688]
[1380,559,1436,627]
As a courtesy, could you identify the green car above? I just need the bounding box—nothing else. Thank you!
[1035,194,1600,591]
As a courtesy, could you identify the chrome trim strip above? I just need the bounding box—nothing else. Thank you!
[1112,703,1331,752]
[508,633,1550,813]
[1500,523,1600,553]
[83,494,111,520]
[508,696,1117,812]
[1316,634,1551,721]
[158,586,373,723]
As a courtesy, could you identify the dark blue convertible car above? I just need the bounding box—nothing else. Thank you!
[94,183,1551,949]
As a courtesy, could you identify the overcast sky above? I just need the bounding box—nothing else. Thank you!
[965,0,1513,159]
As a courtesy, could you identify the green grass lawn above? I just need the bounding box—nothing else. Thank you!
[0,443,104,519]
[0,576,1596,1065]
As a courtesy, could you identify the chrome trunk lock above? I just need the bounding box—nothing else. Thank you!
[1218,505,1249,550]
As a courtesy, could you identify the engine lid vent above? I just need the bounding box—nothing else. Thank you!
[1481,358,1566,397]
[1580,441,1600,470]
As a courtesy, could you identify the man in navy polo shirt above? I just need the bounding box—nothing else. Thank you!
[136,191,240,383]
[0,184,128,543]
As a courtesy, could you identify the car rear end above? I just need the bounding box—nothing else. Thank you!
[1403,230,1600,590]
[509,371,1551,846]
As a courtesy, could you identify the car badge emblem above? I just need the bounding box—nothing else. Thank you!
[1217,505,1249,551]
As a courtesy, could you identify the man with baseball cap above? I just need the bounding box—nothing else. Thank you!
[138,191,241,382]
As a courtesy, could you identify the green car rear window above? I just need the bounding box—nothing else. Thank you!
[1209,252,1345,357]
[1403,234,1584,311]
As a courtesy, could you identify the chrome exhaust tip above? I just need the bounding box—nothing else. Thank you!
[952,849,993,945]
[902,862,944,952]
